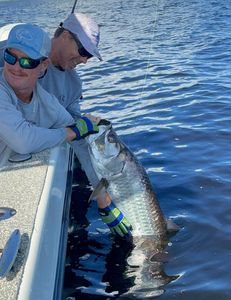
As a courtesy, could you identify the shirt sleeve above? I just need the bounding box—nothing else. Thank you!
[65,99,82,120]
[0,89,68,154]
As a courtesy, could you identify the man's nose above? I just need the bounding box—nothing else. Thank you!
[12,60,22,70]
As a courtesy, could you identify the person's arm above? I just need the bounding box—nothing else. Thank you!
[0,90,68,154]
[0,118,67,154]
[0,93,99,154]
[48,93,99,141]
[64,127,76,142]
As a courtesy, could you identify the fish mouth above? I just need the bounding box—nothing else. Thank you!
[88,119,112,146]
[98,119,112,127]
[88,119,126,176]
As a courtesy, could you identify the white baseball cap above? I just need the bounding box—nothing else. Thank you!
[62,13,102,61]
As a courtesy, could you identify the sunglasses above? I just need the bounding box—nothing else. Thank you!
[4,48,45,69]
[69,32,93,59]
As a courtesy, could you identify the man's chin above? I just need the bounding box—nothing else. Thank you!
[60,61,78,71]
[69,60,80,70]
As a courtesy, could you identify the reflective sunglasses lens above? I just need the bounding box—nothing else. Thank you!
[19,58,40,69]
[4,49,41,69]
[4,50,17,65]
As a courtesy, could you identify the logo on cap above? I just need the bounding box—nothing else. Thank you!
[15,29,33,43]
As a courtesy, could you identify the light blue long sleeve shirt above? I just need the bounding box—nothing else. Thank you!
[0,27,99,187]
[0,69,74,161]
[39,64,82,120]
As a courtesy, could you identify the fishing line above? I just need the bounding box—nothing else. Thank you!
[138,0,163,102]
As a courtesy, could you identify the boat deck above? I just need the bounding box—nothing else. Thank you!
[0,145,73,300]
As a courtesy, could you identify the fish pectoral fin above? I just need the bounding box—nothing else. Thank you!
[88,178,109,202]
[166,218,180,233]
[149,250,169,263]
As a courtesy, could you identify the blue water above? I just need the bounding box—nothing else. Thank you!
[1,0,231,299]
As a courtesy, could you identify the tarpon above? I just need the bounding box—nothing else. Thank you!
[86,119,172,238]
[86,120,178,298]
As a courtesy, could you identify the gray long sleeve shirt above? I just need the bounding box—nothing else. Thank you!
[0,69,74,161]
[0,26,99,187]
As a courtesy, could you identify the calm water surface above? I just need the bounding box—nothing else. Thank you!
[1,0,231,299]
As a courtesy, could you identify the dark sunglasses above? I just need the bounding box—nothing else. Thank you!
[4,48,45,69]
[69,32,93,59]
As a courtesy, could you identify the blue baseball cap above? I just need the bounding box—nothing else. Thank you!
[6,23,51,59]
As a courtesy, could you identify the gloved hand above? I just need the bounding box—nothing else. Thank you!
[68,116,99,140]
[98,202,132,238]
[83,113,101,125]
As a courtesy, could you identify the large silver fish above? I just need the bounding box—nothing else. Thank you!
[87,119,168,238]
[86,120,178,298]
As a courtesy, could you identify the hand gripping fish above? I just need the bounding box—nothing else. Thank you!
[86,119,178,298]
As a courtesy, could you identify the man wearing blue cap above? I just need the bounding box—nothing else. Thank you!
[0,21,132,238]
[0,23,98,163]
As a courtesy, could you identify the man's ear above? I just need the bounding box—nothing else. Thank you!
[61,30,70,41]
[38,58,50,78]
[40,58,50,71]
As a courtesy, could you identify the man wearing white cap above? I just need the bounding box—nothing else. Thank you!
[39,13,102,117]
[0,15,132,238]
[44,13,131,238]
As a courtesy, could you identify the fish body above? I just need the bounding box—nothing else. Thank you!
[86,121,178,298]
[86,120,167,239]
